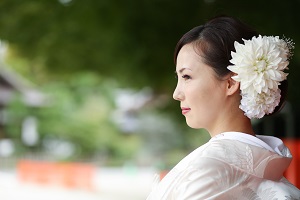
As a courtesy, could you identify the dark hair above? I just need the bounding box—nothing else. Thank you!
[174,15,288,116]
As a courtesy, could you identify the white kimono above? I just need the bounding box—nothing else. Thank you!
[146,132,300,200]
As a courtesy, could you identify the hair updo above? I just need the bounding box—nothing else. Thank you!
[174,15,288,117]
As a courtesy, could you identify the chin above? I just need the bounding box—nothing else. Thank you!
[186,120,202,129]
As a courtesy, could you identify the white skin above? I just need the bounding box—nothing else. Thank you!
[173,43,254,137]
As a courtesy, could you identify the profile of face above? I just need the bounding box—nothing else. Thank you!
[173,43,234,131]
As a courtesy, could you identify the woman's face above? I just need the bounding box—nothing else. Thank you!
[173,43,228,130]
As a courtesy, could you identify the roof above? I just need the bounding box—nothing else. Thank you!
[0,64,47,107]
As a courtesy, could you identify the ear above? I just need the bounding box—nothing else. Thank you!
[226,75,240,96]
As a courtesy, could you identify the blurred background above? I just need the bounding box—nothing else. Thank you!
[0,0,299,199]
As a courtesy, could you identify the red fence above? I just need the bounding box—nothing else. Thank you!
[17,160,95,190]
[283,138,300,188]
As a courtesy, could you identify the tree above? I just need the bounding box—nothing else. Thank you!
[0,0,299,143]
[5,73,142,163]
[0,0,299,89]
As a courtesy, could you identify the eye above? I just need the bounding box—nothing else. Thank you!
[182,74,191,80]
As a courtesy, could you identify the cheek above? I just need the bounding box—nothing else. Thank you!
[185,88,209,111]
[190,83,222,110]
[191,84,213,100]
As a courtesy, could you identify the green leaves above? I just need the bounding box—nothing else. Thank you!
[0,0,299,91]
[1,0,300,157]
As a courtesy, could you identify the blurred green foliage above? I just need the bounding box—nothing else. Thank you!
[0,0,299,165]
[5,73,142,164]
[0,0,299,116]
[0,0,299,91]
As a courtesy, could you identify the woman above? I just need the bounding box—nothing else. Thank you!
[146,16,300,199]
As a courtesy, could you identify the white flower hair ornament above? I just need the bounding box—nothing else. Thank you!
[227,35,295,119]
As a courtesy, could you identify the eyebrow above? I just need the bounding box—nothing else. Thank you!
[175,67,192,74]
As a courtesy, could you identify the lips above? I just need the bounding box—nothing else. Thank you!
[181,107,191,115]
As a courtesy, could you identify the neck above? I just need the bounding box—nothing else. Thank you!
[208,108,255,138]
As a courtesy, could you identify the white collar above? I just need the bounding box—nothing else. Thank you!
[210,131,278,153]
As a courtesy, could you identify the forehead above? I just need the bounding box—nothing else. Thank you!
[176,44,205,72]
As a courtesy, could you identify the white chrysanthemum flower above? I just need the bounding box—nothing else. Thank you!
[240,89,281,119]
[227,35,293,119]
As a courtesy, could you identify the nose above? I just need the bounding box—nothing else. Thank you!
[173,84,184,101]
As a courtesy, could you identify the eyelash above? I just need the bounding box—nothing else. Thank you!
[174,74,191,80]
[182,74,191,80]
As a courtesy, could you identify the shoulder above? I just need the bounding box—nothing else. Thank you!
[192,139,248,164]
[186,143,250,181]
[181,140,252,187]
[189,139,260,175]
[171,155,249,199]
